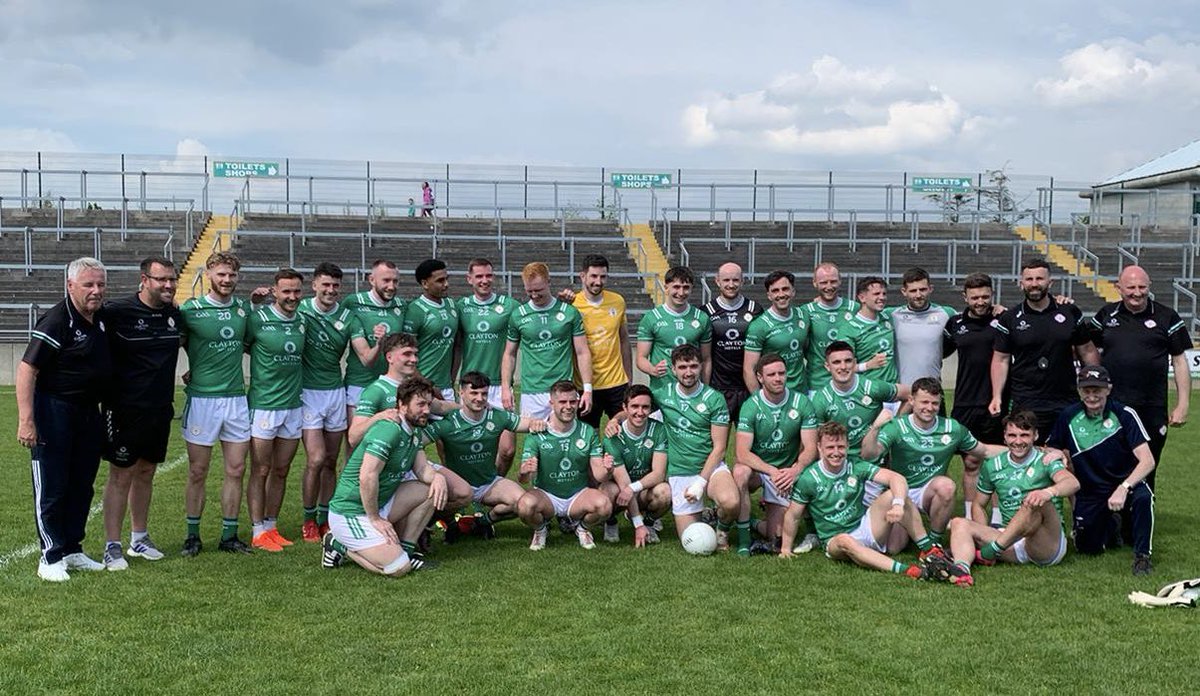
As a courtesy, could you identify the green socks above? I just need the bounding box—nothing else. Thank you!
[221,518,239,541]
[186,516,201,537]
[980,539,1008,561]
[736,519,751,552]
[316,505,329,527]
[914,534,936,552]
[303,506,318,523]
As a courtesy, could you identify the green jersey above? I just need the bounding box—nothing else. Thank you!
[603,420,667,481]
[298,298,354,390]
[800,298,860,392]
[810,376,898,457]
[344,290,406,388]
[736,389,818,469]
[875,415,979,487]
[179,295,250,397]
[329,419,424,516]
[246,305,306,410]
[522,420,602,498]
[843,311,898,384]
[745,306,810,392]
[505,299,585,393]
[354,375,400,417]
[977,450,1067,527]
[652,382,730,476]
[456,293,517,382]
[403,296,458,389]
[425,407,521,486]
[791,458,881,544]
[636,304,712,390]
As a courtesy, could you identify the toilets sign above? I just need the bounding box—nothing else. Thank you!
[213,161,281,178]
[611,173,672,189]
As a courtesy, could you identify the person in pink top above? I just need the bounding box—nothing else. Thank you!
[421,182,435,218]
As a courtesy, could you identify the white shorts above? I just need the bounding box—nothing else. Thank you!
[539,488,584,518]
[252,408,302,440]
[344,385,365,407]
[756,471,790,507]
[669,463,731,515]
[329,496,397,552]
[844,512,888,554]
[1012,529,1068,566]
[471,476,501,503]
[428,387,456,422]
[863,478,930,510]
[487,385,504,409]
[181,395,251,446]
[401,462,443,483]
[301,388,348,432]
[883,401,900,414]
[520,392,551,419]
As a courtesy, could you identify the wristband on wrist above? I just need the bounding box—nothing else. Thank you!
[629,480,644,494]
[583,383,594,393]
[631,515,645,528]
[891,497,904,507]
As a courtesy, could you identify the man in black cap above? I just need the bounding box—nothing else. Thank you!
[1046,365,1157,576]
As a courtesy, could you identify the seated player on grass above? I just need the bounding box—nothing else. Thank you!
[780,422,952,582]
[321,377,447,576]
[946,410,1080,586]
[733,352,818,554]
[602,384,671,547]
[422,371,546,541]
[859,377,1005,551]
[517,381,613,551]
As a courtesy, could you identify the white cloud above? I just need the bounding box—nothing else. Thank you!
[0,128,78,152]
[1035,37,1200,106]
[681,56,976,156]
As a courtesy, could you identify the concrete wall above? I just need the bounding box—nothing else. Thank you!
[1094,181,1196,227]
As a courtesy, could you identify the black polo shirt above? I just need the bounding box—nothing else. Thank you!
[1089,300,1191,411]
[702,296,763,391]
[993,298,1091,412]
[23,297,113,405]
[103,294,183,410]
[943,309,1000,409]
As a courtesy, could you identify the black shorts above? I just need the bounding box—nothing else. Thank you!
[720,387,751,424]
[103,406,174,467]
[951,405,1004,446]
[580,384,627,428]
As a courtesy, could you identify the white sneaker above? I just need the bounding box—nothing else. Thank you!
[37,559,70,582]
[104,543,129,571]
[63,552,104,571]
[127,535,165,561]
[576,526,596,550]
[794,533,820,554]
[715,529,730,551]
[603,521,620,543]
[529,524,548,551]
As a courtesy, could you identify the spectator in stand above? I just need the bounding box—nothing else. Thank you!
[421,182,435,218]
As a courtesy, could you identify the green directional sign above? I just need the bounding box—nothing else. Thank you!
[213,161,281,178]
[911,176,973,193]
[611,172,673,189]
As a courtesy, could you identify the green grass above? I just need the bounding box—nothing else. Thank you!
[1,386,1198,694]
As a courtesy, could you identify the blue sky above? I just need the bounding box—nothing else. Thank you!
[1,0,1198,183]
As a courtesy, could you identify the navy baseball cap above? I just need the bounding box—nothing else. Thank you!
[1077,365,1111,388]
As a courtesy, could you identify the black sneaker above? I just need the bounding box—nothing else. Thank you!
[444,518,463,545]
[919,553,954,582]
[1132,553,1153,576]
[217,537,253,554]
[409,552,437,572]
[748,539,776,556]
[417,527,433,554]
[181,535,203,557]
[321,532,344,569]
[475,519,496,540]
[699,507,719,528]
[557,516,577,535]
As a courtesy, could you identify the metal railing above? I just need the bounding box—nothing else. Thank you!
[1172,282,1200,334]
[0,225,179,273]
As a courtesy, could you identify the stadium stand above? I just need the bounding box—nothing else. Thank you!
[0,209,206,338]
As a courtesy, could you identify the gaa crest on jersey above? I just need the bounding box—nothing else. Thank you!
[167,317,176,328]
[485,421,496,431]
[1145,319,1156,328]
[556,313,565,321]
[690,319,700,328]
[1054,314,1065,323]
[696,403,707,413]
[941,434,952,445]
[860,396,871,405]
[642,439,654,448]
[744,312,753,322]
[1026,466,1035,477]
[788,409,798,420]
[495,305,505,314]
[1103,419,1113,429]
[609,308,617,317]
[237,308,245,317]
[334,321,344,330]
[575,439,586,450]
[847,476,857,487]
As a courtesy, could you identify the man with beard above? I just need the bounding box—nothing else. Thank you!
[344,259,406,418]
[403,259,458,401]
[100,256,182,569]
[990,258,1100,442]
[570,254,631,428]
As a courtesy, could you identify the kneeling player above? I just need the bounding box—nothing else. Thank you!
[424,371,546,540]
[322,377,448,576]
[946,410,1079,586]
[517,381,612,550]
[733,352,818,554]
[603,385,671,547]
[780,422,951,581]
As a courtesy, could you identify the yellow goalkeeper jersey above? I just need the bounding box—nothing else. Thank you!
[573,289,629,389]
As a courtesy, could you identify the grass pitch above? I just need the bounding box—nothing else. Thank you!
[1,386,1197,695]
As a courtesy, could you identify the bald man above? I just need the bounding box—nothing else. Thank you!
[702,262,763,421]
[800,263,860,394]
[1089,266,1191,489]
